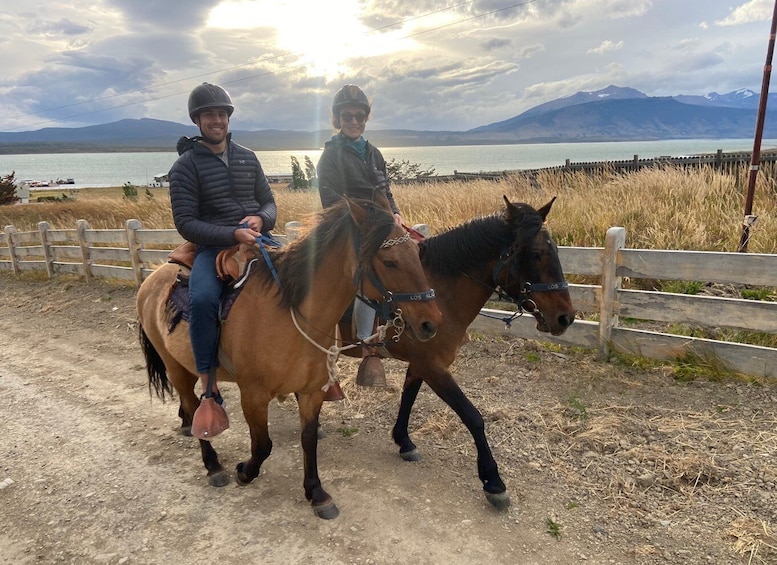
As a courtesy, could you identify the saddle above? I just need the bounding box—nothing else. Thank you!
[163,242,261,335]
[168,241,256,283]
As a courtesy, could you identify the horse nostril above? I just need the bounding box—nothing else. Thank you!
[561,313,575,328]
[421,321,438,339]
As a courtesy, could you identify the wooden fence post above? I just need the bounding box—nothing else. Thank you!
[38,221,54,280]
[126,219,143,287]
[77,219,92,282]
[4,225,19,276]
[599,226,626,359]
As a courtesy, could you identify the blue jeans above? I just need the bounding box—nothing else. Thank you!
[189,246,226,374]
[354,295,377,342]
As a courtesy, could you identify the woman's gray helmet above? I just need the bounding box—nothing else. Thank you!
[188,83,234,123]
[332,85,370,127]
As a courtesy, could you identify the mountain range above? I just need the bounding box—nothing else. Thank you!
[1,85,774,154]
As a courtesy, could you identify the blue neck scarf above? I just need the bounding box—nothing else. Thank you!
[336,133,367,161]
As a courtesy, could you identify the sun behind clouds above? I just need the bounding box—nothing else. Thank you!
[207,0,415,79]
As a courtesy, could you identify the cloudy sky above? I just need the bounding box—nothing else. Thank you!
[1,0,774,133]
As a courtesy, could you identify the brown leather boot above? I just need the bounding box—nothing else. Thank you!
[323,380,345,401]
[356,345,387,387]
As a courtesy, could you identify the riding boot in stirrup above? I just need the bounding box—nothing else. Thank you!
[356,344,387,387]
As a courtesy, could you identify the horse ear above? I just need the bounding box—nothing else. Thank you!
[344,197,370,230]
[503,195,520,221]
[536,197,557,221]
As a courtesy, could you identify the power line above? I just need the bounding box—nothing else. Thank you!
[6,0,537,131]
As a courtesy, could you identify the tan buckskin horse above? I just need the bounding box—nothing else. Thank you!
[137,196,441,519]
[336,197,575,510]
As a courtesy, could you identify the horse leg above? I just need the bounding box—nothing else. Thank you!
[170,366,198,436]
[392,372,424,461]
[164,363,229,487]
[297,392,338,519]
[294,393,327,440]
[235,390,272,486]
[409,363,510,510]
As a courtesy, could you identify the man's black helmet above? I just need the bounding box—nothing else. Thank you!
[188,82,234,123]
[332,84,371,116]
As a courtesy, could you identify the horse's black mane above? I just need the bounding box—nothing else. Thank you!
[420,203,543,277]
[254,199,395,308]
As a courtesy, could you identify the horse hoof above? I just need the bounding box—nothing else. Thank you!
[400,448,421,462]
[181,426,192,437]
[313,500,339,520]
[485,490,511,509]
[208,471,230,488]
[235,464,262,486]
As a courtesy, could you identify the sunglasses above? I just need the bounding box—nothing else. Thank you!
[340,112,367,124]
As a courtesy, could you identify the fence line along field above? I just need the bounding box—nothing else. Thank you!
[2,164,777,378]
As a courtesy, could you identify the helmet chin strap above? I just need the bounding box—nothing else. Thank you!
[197,128,220,147]
[195,128,230,149]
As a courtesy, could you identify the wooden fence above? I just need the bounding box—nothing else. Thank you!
[397,149,777,183]
[2,220,776,380]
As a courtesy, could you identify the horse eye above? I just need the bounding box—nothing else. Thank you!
[382,260,398,269]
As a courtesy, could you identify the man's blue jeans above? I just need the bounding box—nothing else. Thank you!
[189,246,225,374]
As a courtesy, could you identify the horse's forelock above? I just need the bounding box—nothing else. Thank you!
[359,202,395,263]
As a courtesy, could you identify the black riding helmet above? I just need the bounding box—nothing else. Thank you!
[332,85,370,128]
[188,83,234,123]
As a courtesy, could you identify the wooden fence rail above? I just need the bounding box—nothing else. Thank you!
[398,148,777,184]
[2,220,776,380]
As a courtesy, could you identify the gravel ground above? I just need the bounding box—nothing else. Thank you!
[0,272,775,564]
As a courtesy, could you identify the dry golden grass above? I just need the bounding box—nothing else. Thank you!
[3,165,777,253]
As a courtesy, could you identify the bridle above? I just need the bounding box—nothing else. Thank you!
[288,225,436,394]
[355,230,436,341]
[471,230,568,328]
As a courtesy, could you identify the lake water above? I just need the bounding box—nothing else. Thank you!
[1,138,775,188]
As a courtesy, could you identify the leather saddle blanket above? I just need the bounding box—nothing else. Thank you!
[164,242,262,333]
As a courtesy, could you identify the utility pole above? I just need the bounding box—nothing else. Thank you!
[739,0,777,252]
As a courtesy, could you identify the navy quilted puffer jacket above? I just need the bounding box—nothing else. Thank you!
[169,135,277,248]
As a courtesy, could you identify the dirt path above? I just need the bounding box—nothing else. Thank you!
[0,273,775,565]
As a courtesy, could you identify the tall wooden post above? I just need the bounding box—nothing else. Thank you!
[739,0,777,252]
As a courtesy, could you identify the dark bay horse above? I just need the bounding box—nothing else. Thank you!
[337,196,575,509]
[137,197,441,519]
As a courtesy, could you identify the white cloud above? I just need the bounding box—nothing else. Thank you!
[587,40,624,55]
[0,0,772,132]
[716,0,773,26]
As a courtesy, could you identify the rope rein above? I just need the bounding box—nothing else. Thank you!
[290,307,398,392]
[284,223,422,393]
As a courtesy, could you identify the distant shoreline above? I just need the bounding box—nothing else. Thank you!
[0,136,766,156]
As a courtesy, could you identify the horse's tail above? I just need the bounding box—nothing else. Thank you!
[138,324,174,401]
